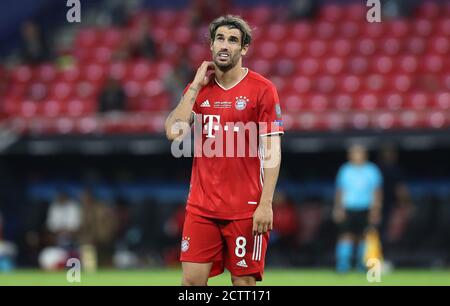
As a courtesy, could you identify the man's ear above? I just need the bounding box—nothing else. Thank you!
[210,40,214,52]
[241,44,249,56]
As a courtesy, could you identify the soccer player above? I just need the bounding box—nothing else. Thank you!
[165,15,284,286]
[333,144,383,273]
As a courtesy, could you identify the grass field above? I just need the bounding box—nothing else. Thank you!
[1,269,450,286]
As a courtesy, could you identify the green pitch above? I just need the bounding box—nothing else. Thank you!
[1,269,449,286]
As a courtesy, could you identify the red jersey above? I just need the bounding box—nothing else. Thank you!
[185,68,284,220]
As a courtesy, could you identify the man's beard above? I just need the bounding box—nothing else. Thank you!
[214,53,238,72]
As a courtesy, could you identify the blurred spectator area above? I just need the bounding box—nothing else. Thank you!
[22,177,450,267]
[0,1,449,135]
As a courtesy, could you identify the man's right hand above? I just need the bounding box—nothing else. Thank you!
[192,61,215,89]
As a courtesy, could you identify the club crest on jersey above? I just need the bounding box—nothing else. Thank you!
[235,96,249,111]
[181,236,190,252]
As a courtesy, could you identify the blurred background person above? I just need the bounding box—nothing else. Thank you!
[44,191,81,249]
[20,20,51,65]
[383,0,421,18]
[287,0,319,20]
[98,76,127,113]
[163,56,194,108]
[0,210,17,272]
[39,191,81,270]
[78,189,117,268]
[377,145,412,243]
[333,144,383,273]
[270,191,299,265]
[190,0,232,27]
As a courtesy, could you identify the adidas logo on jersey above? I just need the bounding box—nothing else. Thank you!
[200,100,210,107]
[236,259,248,268]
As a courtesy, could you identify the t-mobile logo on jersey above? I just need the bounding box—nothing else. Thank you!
[204,115,240,138]
[204,115,221,138]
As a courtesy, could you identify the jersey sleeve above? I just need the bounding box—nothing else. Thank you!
[372,165,383,188]
[258,83,284,137]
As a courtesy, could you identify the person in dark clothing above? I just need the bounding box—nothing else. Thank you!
[377,145,411,242]
[20,21,51,64]
[98,77,126,113]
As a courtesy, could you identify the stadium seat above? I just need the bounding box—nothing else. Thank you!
[11,65,33,83]
[283,94,304,112]
[426,111,448,129]
[339,75,362,93]
[372,56,394,74]
[372,112,398,130]
[267,24,288,42]
[382,93,404,111]
[297,58,321,76]
[389,20,411,38]
[356,94,380,111]
[356,38,377,56]
[27,81,48,101]
[416,1,441,19]
[381,38,402,56]
[442,74,450,91]
[339,21,360,38]
[315,22,335,40]
[421,55,444,73]
[49,81,73,101]
[292,76,312,94]
[405,37,426,55]
[414,19,433,37]
[437,18,450,36]
[397,55,419,74]
[281,40,304,59]
[348,57,369,75]
[429,37,450,55]
[365,74,385,93]
[273,59,295,77]
[434,92,450,110]
[363,23,386,39]
[345,4,366,22]
[318,4,344,22]
[406,93,430,110]
[315,76,336,94]
[290,22,313,41]
[333,94,353,111]
[391,75,413,93]
[35,64,57,83]
[76,29,98,49]
[332,39,352,57]
[307,39,328,58]
[60,66,81,83]
[307,94,329,112]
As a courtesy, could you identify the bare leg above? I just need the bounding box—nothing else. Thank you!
[181,262,213,286]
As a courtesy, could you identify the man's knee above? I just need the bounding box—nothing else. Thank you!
[182,273,209,286]
[181,262,212,286]
[231,275,256,286]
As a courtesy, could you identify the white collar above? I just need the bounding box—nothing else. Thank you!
[214,68,249,91]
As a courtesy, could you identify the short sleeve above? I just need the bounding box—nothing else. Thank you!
[372,165,383,188]
[258,84,284,137]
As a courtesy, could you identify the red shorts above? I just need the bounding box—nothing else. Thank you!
[180,210,269,281]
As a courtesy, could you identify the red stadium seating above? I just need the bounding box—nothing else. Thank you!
[3,3,450,134]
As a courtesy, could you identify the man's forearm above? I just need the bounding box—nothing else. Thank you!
[165,84,199,140]
[258,136,281,207]
[259,163,281,207]
[371,189,383,213]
